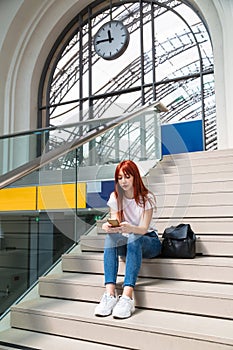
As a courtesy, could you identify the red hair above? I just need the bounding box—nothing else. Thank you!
[114,160,156,222]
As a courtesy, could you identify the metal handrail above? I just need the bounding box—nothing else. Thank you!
[0,116,119,140]
[0,101,167,189]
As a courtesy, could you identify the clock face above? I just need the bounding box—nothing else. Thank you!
[93,20,130,60]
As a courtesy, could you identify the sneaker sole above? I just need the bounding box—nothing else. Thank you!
[112,308,135,319]
[95,313,112,317]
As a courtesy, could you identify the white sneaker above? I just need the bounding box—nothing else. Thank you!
[112,295,135,319]
[94,293,118,317]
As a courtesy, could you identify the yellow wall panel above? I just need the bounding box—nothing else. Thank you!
[77,182,86,208]
[38,183,86,210]
[38,184,74,210]
[0,187,37,211]
[0,183,87,212]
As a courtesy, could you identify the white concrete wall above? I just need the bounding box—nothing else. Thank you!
[190,0,233,149]
[0,0,92,169]
[0,0,232,155]
[212,0,233,149]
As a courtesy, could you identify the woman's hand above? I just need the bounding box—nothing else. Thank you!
[119,221,132,233]
[102,222,121,233]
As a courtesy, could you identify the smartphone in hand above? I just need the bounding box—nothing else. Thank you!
[107,219,120,227]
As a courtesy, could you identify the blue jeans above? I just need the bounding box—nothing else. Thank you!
[104,232,161,288]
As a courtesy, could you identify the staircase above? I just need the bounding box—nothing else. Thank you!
[0,149,233,349]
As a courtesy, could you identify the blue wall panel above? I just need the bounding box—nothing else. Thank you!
[161,120,204,155]
[86,180,114,208]
[86,120,203,208]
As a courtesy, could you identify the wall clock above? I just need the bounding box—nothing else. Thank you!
[93,20,130,60]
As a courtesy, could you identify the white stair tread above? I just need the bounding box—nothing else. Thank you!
[64,253,233,268]
[161,157,233,167]
[149,171,233,184]
[149,180,233,194]
[163,149,233,158]
[62,253,233,284]
[40,272,233,300]
[11,297,233,346]
[0,328,125,350]
[38,272,233,319]
[85,234,233,242]
[81,234,233,257]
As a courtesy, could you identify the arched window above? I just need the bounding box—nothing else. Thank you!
[38,0,216,160]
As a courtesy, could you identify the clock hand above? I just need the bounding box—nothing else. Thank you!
[108,30,114,43]
[96,38,111,44]
[96,30,114,44]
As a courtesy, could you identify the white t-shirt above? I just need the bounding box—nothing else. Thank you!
[107,192,157,232]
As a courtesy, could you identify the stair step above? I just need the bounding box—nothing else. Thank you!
[80,234,233,256]
[97,218,233,235]
[156,191,233,208]
[149,180,233,195]
[156,204,233,217]
[161,154,233,167]
[150,163,233,176]
[62,253,233,283]
[0,328,125,350]
[39,272,233,319]
[148,171,233,184]
[156,218,233,234]
[163,149,233,160]
[10,297,233,350]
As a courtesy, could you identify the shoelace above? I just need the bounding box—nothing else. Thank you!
[118,296,130,305]
[102,294,109,304]
[102,293,114,304]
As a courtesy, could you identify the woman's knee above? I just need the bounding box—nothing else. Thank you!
[127,234,142,253]
[105,233,121,247]
[142,236,161,258]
